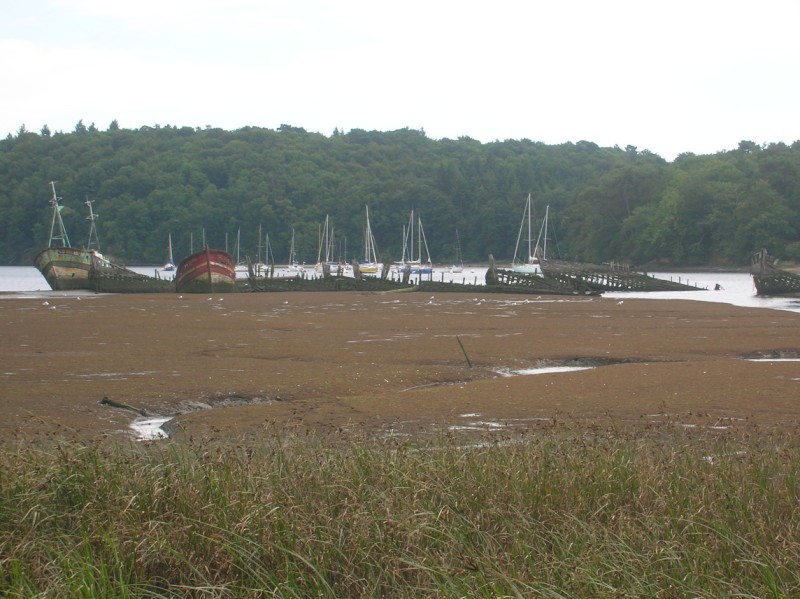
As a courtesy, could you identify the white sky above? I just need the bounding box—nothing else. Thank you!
[2,0,798,160]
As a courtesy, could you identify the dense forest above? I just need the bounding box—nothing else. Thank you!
[2,122,799,267]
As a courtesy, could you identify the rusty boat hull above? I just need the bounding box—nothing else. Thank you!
[34,246,98,291]
[175,247,237,293]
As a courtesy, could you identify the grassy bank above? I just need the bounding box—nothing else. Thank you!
[2,425,799,598]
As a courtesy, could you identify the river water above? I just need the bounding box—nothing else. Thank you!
[2,265,800,314]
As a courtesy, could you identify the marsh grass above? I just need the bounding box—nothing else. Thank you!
[2,423,799,597]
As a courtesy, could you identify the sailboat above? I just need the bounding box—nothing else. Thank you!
[251,224,269,277]
[283,229,303,276]
[450,228,464,273]
[314,215,340,275]
[511,193,548,275]
[161,233,175,271]
[397,209,432,275]
[359,206,381,275]
[234,228,250,280]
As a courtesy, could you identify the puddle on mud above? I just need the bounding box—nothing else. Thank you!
[130,416,171,440]
[110,393,278,440]
[742,350,800,362]
[492,357,625,377]
[745,358,800,362]
[508,365,593,375]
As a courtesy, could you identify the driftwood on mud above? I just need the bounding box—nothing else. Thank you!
[99,396,151,417]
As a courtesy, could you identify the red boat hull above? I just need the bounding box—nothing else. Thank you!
[175,247,237,293]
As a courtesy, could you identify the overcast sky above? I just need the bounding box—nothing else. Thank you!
[2,0,798,160]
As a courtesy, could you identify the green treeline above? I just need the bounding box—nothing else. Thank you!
[2,123,799,267]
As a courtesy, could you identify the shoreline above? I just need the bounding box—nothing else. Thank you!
[2,291,800,443]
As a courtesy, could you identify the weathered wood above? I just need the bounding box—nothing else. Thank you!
[751,248,800,296]
[541,259,702,292]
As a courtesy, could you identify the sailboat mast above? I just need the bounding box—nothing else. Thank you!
[542,205,549,259]
[527,193,533,261]
[257,224,263,265]
[236,228,241,264]
[417,215,422,264]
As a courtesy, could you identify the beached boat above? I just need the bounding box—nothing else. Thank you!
[175,246,237,293]
[34,182,118,291]
[750,248,800,296]
[511,193,547,275]
[90,260,174,293]
[540,257,702,292]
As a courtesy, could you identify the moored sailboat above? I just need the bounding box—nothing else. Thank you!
[281,228,304,277]
[396,209,433,275]
[511,193,547,275]
[161,233,175,271]
[450,228,464,273]
[358,206,381,275]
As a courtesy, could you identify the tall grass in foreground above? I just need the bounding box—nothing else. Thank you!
[1,426,799,598]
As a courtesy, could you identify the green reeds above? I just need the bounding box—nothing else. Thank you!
[1,425,799,597]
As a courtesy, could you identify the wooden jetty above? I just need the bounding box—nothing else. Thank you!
[750,248,800,296]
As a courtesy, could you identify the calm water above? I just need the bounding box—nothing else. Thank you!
[3,265,800,314]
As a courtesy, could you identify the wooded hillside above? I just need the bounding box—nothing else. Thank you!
[2,123,798,267]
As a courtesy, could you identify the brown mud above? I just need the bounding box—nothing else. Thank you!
[2,291,799,443]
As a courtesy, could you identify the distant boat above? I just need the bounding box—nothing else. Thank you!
[281,228,304,277]
[314,214,341,276]
[175,246,236,293]
[251,223,269,277]
[234,228,250,280]
[396,209,432,275]
[511,193,547,275]
[161,233,175,271]
[450,228,464,273]
[34,181,113,290]
[358,206,381,275]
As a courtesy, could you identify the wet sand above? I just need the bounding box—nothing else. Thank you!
[2,291,800,443]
